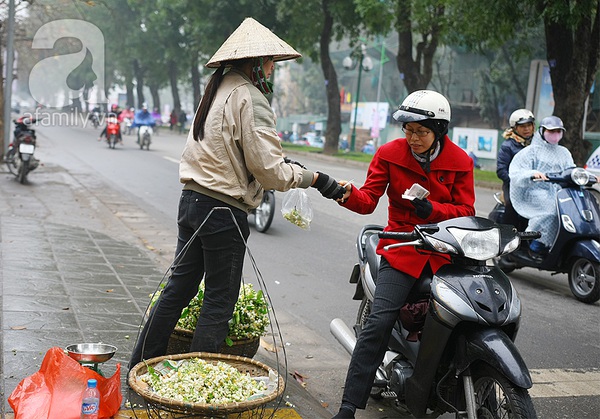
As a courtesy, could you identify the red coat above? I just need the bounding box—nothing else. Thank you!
[342,136,475,278]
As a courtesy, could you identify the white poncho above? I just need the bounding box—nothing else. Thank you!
[508,131,575,247]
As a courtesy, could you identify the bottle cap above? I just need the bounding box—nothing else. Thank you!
[87,378,97,388]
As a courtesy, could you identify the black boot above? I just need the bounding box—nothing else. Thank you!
[332,407,355,419]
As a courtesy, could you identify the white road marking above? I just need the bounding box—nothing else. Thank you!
[163,156,179,164]
[529,368,600,398]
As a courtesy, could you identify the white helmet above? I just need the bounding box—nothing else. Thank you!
[392,90,451,123]
[509,109,535,127]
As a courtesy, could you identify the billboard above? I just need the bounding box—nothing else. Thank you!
[452,127,498,159]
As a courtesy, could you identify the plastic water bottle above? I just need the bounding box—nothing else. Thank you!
[81,378,100,419]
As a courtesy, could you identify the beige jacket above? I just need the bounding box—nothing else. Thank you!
[179,69,314,212]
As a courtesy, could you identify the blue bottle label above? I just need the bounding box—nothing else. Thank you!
[82,399,99,414]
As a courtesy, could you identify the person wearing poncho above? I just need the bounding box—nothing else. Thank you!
[509,116,574,259]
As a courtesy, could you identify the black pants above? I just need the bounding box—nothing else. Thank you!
[129,191,249,368]
[340,257,419,409]
[502,183,527,231]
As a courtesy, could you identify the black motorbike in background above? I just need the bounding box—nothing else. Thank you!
[488,168,600,304]
[331,216,539,418]
[5,117,39,184]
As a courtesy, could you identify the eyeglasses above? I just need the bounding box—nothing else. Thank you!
[402,127,432,138]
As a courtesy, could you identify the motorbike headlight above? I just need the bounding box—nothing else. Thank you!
[448,227,500,260]
[571,168,590,186]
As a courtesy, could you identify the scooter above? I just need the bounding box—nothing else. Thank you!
[5,117,39,184]
[488,167,600,304]
[330,216,538,419]
[105,114,121,149]
[138,125,153,150]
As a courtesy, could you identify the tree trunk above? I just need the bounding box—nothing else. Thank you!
[191,53,201,112]
[320,0,341,155]
[169,59,181,112]
[395,0,443,92]
[125,74,135,109]
[149,84,160,112]
[544,6,599,165]
[133,59,146,108]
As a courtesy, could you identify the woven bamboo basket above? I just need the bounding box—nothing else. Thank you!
[128,352,284,415]
[166,327,261,358]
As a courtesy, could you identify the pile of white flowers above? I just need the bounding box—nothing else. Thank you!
[141,358,268,404]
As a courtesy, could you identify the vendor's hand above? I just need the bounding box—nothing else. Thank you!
[532,172,548,181]
[312,171,346,200]
[410,197,433,219]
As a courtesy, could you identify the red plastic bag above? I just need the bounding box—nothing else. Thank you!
[8,347,122,419]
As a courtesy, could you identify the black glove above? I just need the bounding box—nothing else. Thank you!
[312,171,346,200]
[284,157,306,169]
[410,198,433,219]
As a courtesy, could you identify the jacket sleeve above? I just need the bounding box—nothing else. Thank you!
[496,142,512,183]
[239,89,313,190]
[341,151,389,214]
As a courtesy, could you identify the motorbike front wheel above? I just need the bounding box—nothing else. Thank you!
[5,147,18,176]
[568,258,600,304]
[472,364,536,419]
[253,190,275,233]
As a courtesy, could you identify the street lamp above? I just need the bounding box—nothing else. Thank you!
[343,44,373,151]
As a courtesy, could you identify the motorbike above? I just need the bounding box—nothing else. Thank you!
[138,125,153,150]
[5,117,39,184]
[330,216,539,419]
[250,190,275,233]
[105,114,121,149]
[88,110,100,129]
[488,167,600,304]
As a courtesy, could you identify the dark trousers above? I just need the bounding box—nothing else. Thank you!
[341,258,418,409]
[501,183,527,231]
[129,190,249,368]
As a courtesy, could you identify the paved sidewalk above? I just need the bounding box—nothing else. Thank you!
[0,139,330,418]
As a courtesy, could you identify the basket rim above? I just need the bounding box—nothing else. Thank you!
[128,351,284,414]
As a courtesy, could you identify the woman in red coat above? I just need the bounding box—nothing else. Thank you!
[332,90,475,419]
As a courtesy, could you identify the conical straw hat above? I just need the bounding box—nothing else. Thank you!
[206,17,301,68]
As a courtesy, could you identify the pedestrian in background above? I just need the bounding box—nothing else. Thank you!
[170,109,178,131]
[129,17,345,368]
[178,109,187,134]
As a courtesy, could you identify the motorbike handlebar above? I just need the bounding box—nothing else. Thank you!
[518,231,542,240]
[379,231,417,240]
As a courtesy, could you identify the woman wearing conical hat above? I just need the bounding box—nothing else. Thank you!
[129,18,345,367]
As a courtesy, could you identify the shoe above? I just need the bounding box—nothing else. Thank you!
[528,249,545,262]
[332,408,355,419]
